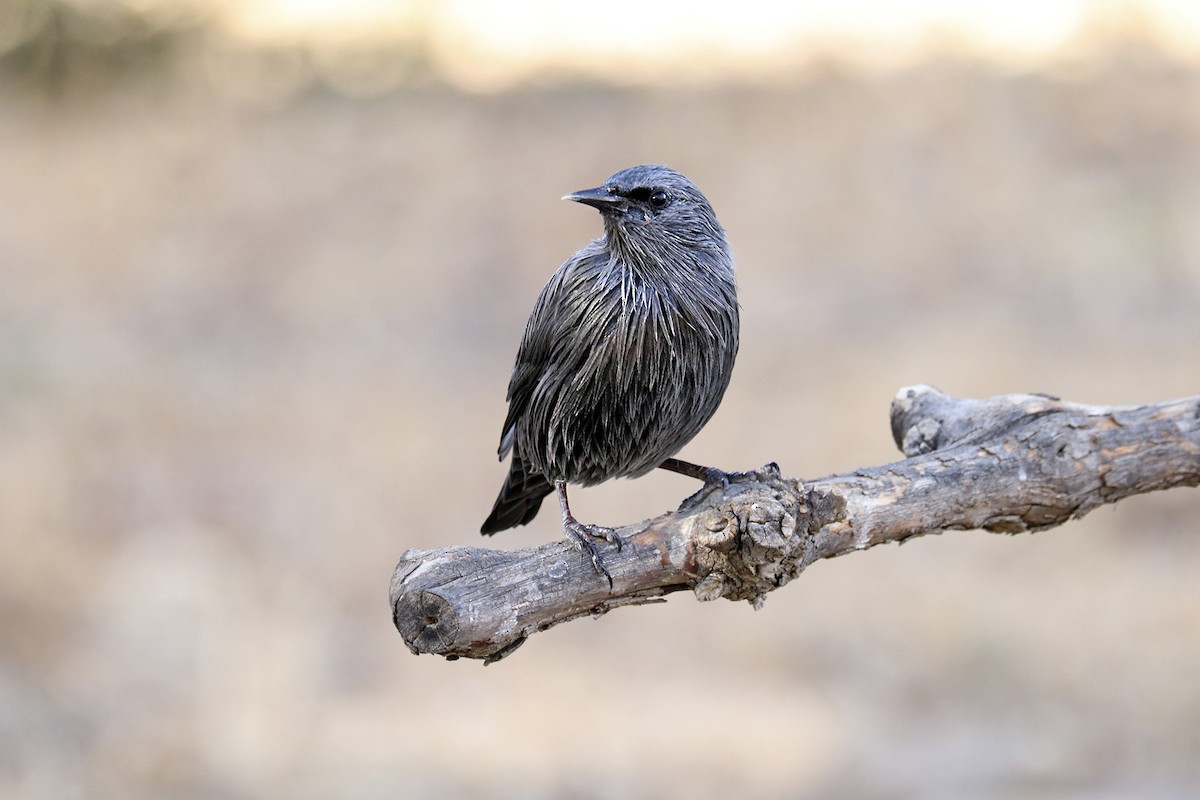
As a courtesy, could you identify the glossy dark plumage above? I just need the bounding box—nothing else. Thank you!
[481,165,738,536]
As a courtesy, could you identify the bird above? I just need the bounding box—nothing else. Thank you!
[481,164,739,584]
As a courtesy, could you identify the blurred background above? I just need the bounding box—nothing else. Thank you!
[2,0,1200,797]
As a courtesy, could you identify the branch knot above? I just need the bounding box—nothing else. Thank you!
[690,472,808,608]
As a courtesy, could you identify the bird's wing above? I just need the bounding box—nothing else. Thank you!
[497,244,606,459]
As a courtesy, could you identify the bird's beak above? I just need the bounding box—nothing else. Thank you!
[563,186,625,211]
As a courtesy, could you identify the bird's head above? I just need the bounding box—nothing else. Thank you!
[564,165,728,267]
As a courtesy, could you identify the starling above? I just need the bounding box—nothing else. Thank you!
[481,165,739,584]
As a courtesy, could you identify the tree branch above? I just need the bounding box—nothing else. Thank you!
[390,385,1200,663]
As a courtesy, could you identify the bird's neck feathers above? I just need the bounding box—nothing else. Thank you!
[602,217,733,287]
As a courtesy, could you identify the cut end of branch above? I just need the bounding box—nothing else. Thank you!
[891,384,944,454]
[393,589,459,655]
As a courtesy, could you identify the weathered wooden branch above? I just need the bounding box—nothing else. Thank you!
[391,385,1200,663]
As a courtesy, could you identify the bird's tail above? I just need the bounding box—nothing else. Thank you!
[481,455,554,534]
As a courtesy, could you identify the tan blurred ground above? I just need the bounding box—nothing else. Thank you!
[2,13,1200,800]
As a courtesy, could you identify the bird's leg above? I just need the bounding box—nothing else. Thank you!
[555,481,622,588]
[658,457,741,493]
[659,458,783,497]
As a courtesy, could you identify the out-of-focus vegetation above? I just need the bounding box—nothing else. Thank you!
[2,2,1199,799]
[0,0,447,100]
[0,0,205,92]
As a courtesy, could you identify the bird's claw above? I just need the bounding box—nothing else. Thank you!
[704,467,755,497]
[564,522,622,588]
[703,462,782,496]
[702,467,732,494]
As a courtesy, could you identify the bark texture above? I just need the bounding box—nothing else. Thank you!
[391,385,1200,662]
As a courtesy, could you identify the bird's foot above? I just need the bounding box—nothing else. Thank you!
[563,521,623,589]
[702,462,783,496]
[701,467,733,494]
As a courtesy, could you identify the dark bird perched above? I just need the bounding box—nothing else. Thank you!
[481,165,739,583]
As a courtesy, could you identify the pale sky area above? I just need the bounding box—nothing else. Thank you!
[210,0,1200,87]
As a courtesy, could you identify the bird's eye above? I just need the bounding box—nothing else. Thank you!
[649,191,668,208]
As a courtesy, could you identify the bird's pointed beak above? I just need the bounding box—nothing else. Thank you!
[563,186,625,211]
